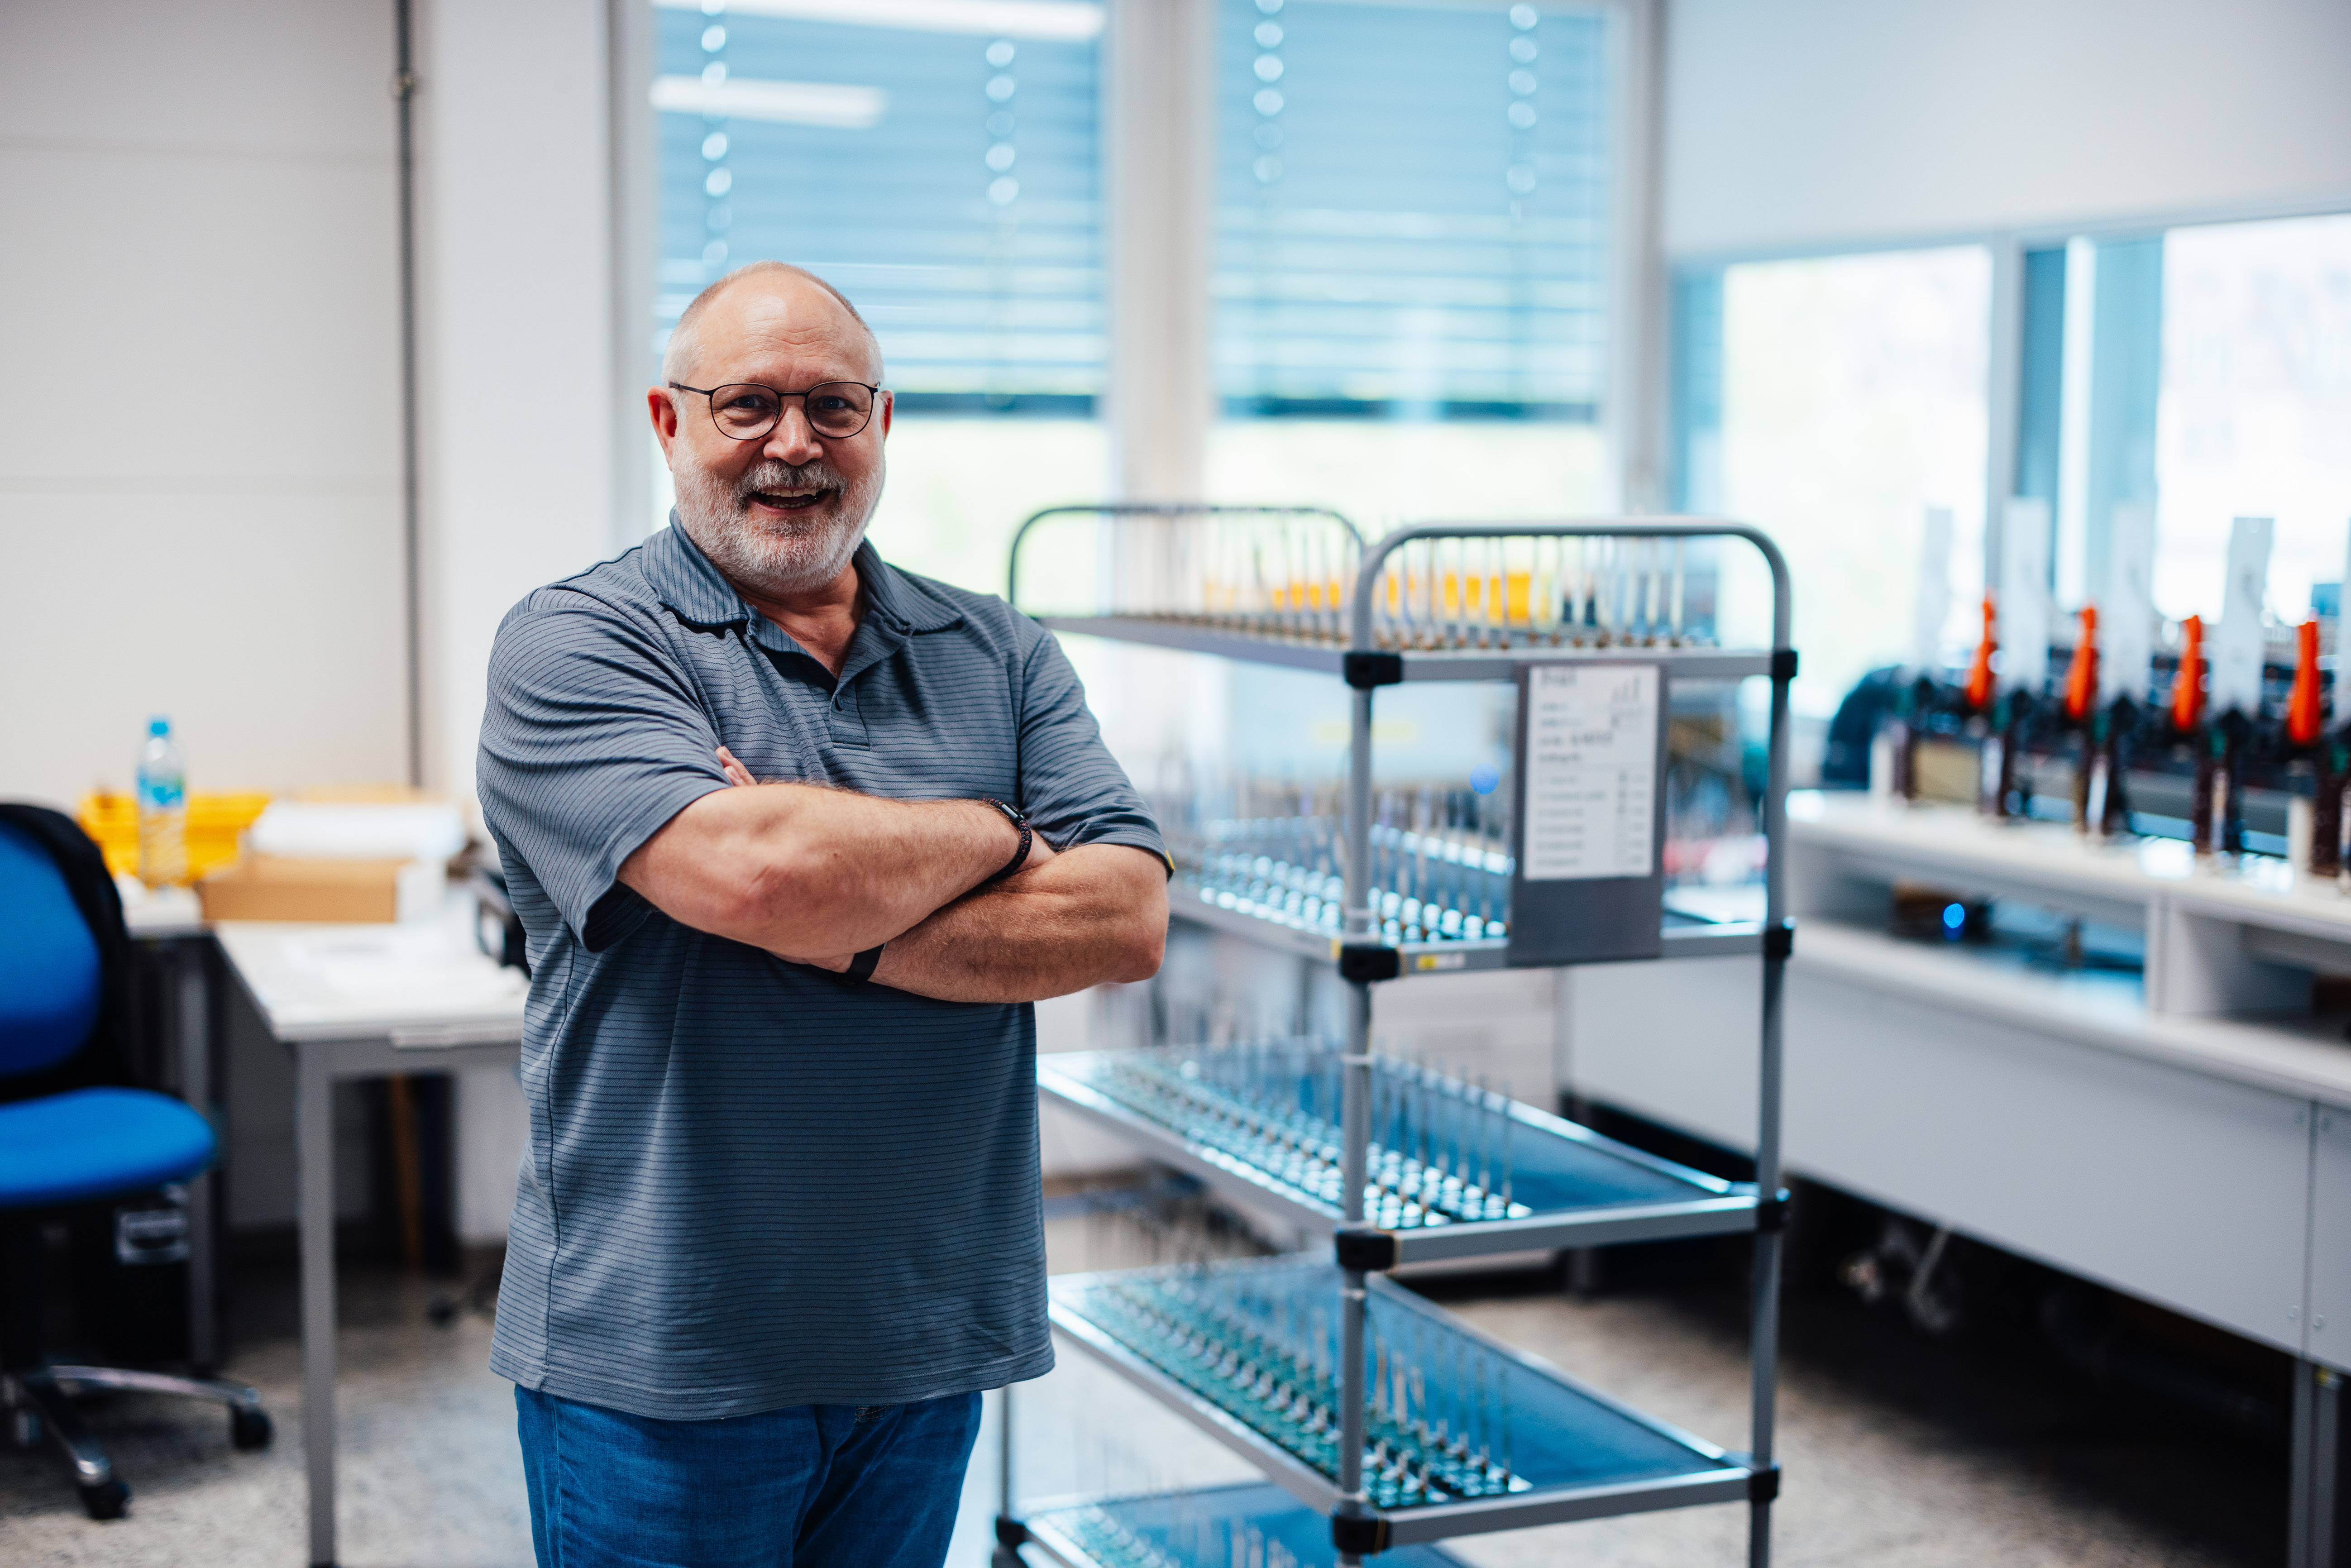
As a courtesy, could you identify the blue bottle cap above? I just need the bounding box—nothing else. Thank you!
[148,716,170,736]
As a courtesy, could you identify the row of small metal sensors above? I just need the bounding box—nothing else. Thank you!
[1083,1264,1529,1507]
[1167,784,1515,946]
[1089,526,1710,650]
[1093,1042,1529,1224]
[1053,1506,1305,1568]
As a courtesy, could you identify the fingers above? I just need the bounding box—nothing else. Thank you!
[715,746,756,788]
[768,949,853,973]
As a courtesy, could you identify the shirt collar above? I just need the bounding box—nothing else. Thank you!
[643,513,964,643]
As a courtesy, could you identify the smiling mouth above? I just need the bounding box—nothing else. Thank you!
[746,488,832,514]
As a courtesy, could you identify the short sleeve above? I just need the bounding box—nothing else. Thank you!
[1013,627,1168,869]
[477,594,731,949]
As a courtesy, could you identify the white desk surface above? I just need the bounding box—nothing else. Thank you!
[119,882,208,939]
[212,891,527,1047]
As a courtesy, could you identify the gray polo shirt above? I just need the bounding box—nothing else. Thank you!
[476,520,1162,1420]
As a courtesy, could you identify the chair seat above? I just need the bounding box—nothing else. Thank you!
[0,1088,216,1210]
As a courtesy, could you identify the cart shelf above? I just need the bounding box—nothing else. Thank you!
[1040,1049,1759,1264]
[1172,883,1768,970]
[1020,1482,1473,1568]
[1037,614,1778,684]
[1048,1257,1755,1547]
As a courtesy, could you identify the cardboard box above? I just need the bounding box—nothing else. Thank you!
[196,856,441,923]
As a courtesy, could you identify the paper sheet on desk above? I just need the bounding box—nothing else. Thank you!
[270,927,528,1008]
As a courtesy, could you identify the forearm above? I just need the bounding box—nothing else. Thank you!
[620,778,1022,954]
[864,844,1168,1004]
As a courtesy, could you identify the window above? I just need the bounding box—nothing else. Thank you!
[1677,247,1994,734]
[648,0,1109,588]
[1206,0,1619,531]
[2155,212,2351,622]
[2012,210,2351,633]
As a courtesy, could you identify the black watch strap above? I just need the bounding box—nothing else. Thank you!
[844,944,884,984]
[982,798,1032,882]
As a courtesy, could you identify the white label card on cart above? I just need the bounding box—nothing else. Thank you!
[1521,664,1660,882]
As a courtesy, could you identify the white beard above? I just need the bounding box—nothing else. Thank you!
[670,448,877,598]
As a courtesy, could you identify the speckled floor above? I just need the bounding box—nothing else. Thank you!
[0,1212,2280,1568]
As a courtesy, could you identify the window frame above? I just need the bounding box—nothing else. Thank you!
[1665,189,2351,628]
[614,0,1663,531]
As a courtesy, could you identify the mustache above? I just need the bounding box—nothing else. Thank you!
[732,459,842,505]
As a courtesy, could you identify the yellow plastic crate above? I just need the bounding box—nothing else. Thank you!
[79,791,272,882]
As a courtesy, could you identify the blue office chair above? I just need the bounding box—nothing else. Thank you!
[0,808,270,1520]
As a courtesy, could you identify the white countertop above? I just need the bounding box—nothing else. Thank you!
[212,891,527,1046]
[1794,917,2351,1107]
[1789,790,2351,940]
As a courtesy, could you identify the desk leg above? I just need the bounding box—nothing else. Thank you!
[298,1047,338,1568]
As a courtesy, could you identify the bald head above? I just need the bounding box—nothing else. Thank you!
[661,261,884,387]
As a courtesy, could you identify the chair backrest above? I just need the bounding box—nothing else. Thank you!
[0,817,103,1079]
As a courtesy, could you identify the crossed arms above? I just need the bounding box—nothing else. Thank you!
[616,750,1167,1004]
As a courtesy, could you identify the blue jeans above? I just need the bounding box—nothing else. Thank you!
[515,1385,981,1568]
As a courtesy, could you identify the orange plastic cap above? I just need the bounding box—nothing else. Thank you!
[2062,605,2099,721]
[1963,593,1997,712]
[2289,617,2324,744]
[2171,616,2205,732]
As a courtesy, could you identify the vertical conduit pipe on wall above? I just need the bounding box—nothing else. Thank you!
[393,0,423,787]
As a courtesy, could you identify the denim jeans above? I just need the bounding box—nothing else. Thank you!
[515,1385,982,1568]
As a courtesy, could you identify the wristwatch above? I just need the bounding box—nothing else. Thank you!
[982,798,1033,882]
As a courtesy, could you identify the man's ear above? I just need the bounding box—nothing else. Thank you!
[649,386,679,457]
[877,390,893,442]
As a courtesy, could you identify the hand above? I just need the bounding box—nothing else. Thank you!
[717,745,756,787]
[767,947,855,973]
[1013,822,1059,873]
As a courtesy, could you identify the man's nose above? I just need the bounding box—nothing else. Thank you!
[761,402,826,463]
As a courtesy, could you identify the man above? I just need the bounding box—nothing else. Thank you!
[477,260,1169,1568]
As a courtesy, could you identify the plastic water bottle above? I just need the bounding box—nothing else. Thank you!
[136,716,188,888]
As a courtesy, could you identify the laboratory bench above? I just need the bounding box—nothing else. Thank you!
[1562,789,2351,1565]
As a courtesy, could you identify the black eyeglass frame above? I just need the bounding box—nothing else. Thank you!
[666,379,887,441]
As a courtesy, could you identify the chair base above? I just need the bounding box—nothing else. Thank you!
[2,1362,271,1519]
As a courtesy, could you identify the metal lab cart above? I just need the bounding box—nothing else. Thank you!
[997,512,1795,1567]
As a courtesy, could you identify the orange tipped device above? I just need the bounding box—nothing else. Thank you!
[1964,593,1997,711]
[2289,617,2325,745]
[2172,615,2205,732]
[2062,605,2099,721]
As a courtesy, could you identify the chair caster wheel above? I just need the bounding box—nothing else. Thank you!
[79,1478,129,1520]
[230,1407,273,1451]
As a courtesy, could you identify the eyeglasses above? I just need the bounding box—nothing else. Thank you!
[667,379,883,441]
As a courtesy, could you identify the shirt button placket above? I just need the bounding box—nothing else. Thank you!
[829,680,870,748]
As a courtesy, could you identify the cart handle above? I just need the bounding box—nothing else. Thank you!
[1006,502,1363,610]
[1347,517,1793,660]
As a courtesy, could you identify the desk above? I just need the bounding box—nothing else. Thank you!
[213,894,526,1568]
[122,888,224,1369]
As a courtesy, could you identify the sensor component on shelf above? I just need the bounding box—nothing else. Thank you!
[1022,1482,1472,1568]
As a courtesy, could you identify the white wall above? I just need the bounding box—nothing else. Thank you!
[0,1,406,808]
[410,0,625,1244]
[413,0,622,810]
[1662,0,2351,258]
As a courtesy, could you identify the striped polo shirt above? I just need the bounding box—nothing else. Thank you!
[476,519,1162,1420]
